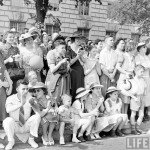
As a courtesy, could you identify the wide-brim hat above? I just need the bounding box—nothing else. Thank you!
[52,33,65,42]
[28,27,41,35]
[89,83,103,90]
[20,33,37,41]
[106,86,120,94]
[29,82,46,89]
[137,42,145,51]
[75,87,90,99]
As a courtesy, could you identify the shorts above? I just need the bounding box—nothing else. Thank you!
[120,94,130,104]
[130,96,144,112]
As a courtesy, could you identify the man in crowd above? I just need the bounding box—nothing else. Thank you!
[3,79,41,150]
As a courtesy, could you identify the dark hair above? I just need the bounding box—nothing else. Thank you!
[53,40,66,49]
[94,39,102,45]
[137,45,147,53]
[16,79,28,88]
[114,38,125,50]
[41,88,48,95]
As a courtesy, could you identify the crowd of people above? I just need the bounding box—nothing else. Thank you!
[0,27,150,150]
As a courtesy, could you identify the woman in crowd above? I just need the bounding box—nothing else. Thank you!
[99,36,118,97]
[83,47,101,89]
[104,87,127,137]
[135,43,150,120]
[1,31,23,94]
[19,32,43,81]
[117,40,136,115]
[46,35,70,106]
[29,82,59,146]
[67,32,85,102]
[72,87,98,142]
[85,83,115,139]
[114,38,126,81]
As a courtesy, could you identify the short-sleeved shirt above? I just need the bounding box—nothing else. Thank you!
[58,105,73,119]
[99,48,117,72]
[130,76,146,96]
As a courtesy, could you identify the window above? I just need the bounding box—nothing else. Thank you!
[78,2,89,15]
[106,30,117,39]
[78,28,90,38]
[10,21,26,33]
[46,25,60,35]
[131,33,140,44]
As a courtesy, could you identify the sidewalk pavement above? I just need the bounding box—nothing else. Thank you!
[1,121,150,150]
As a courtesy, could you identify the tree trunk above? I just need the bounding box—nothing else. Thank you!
[35,0,49,24]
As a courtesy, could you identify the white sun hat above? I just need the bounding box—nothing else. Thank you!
[75,87,90,99]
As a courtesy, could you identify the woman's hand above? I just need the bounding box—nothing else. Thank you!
[14,54,21,62]
[60,58,67,64]
[6,56,13,63]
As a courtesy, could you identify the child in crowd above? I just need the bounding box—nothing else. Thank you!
[117,40,136,116]
[104,87,128,137]
[58,94,79,145]
[122,65,146,134]
[72,88,98,142]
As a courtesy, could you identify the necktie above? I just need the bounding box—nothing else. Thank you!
[19,106,25,127]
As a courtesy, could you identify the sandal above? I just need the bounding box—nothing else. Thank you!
[49,139,55,145]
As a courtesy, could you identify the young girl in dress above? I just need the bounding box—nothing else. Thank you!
[29,82,59,146]
[83,47,101,89]
[58,94,81,144]
[104,86,127,137]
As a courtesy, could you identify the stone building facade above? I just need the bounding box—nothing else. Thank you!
[0,0,140,42]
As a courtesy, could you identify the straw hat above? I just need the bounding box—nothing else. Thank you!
[20,33,37,40]
[106,86,120,94]
[75,87,90,99]
[89,83,103,90]
[52,33,65,42]
[29,82,46,89]
[28,27,40,35]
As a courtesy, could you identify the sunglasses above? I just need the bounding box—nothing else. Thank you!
[28,89,41,93]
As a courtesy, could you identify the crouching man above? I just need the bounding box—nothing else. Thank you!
[3,79,41,150]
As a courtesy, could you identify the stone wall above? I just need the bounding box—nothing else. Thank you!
[0,0,139,41]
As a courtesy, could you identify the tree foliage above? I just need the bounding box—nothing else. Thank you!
[108,0,150,35]
[0,0,102,26]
